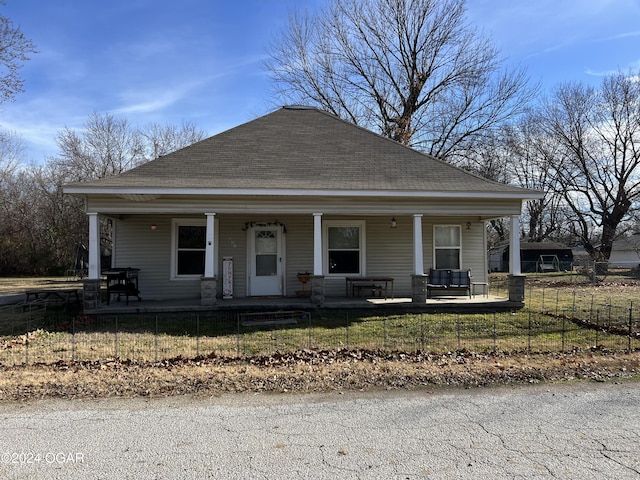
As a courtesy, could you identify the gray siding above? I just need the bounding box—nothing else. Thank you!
[112,214,487,300]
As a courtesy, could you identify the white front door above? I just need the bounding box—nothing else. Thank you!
[248,226,283,296]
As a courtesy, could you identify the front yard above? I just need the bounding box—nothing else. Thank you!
[1,272,639,400]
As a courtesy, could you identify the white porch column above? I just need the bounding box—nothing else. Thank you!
[87,212,100,279]
[413,214,424,275]
[509,215,521,275]
[313,213,323,275]
[204,213,216,278]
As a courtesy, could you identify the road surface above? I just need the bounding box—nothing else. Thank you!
[1,381,639,479]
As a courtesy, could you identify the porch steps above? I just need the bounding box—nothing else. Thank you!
[238,310,310,327]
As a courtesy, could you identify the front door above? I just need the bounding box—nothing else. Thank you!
[248,226,283,296]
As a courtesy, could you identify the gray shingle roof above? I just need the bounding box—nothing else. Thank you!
[66,106,537,196]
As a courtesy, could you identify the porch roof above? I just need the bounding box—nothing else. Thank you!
[65,106,542,201]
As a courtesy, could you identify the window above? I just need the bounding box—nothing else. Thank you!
[171,218,218,279]
[324,221,365,275]
[177,225,206,275]
[434,225,461,269]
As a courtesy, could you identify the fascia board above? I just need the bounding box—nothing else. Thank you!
[64,186,545,201]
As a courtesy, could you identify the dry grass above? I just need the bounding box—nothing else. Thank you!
[0,350,638,401]
[0,276,82,295]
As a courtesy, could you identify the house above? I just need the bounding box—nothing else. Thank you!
[64,106,543,310]
[609,235,640,268]
[489,242,574,273]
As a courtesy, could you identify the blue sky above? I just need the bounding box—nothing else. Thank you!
[2,0,640,162]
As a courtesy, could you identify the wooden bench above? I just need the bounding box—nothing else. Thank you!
[426,269,472,299]
[352,284,386,298]
[346,277,394,300]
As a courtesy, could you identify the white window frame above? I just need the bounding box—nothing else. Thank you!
[170,218,219,280]
[323,220,366,277]
[433,224,462,270]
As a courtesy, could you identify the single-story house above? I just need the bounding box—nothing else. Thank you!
[609,235,640,268]
[64,106,543,310]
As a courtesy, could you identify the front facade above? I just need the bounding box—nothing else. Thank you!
[65,106,542,309]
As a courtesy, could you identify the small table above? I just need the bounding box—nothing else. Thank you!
[472,282,489,298]
[346,277,394,299]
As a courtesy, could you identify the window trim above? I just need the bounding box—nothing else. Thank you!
[323,220,366,277]
[433,224,462,270]
[170,218,218,280]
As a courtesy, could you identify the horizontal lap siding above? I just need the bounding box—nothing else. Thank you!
[112,214,486,300]
[113,216,200,300]
[321,216,414,297]
[423,218,487,283]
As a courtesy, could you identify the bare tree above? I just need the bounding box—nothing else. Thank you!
[502,117,566,243]
[53,112,207,182]
[0,1,36,104]
[266,0,534,159]
[140,121,205,159]
[539,71,640,260]
[53,112,145,182]
[0,113,208,275]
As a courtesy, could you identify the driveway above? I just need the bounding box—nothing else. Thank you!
[1,381,639,479]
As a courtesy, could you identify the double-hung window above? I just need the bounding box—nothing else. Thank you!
[434,225,461,269]
[171,218,217,279]
[324,221,365,275]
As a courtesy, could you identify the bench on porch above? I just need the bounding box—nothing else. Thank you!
[426,268,472,299]
[346,277,394,300]
[352,284,386,298]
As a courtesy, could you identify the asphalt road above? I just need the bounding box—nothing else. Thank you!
[1,381,639,479]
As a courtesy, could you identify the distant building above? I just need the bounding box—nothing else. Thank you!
[609,235,640,268]
[489,242,574,273]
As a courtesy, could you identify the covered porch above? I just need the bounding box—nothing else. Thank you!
[79,211,527,313]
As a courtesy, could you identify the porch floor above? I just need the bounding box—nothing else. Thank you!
[85,293,522,315]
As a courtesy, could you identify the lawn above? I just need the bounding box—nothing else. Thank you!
[1,272,639,366]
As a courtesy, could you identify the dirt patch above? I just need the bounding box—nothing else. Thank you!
[1,349,638,401]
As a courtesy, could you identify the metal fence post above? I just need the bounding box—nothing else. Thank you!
[629,302,633,353]
[236,314,241,357]
[345,313,349,349]
[72,315,75,362]
[561,313,566,353]
[527,310,531,352]
[196,314,200,357]
[420,313,425,351]
[25,308,30,366]
[493,312,497,352]
[154,315,159,362]
[383,314,387,350]
[115,316,118,358]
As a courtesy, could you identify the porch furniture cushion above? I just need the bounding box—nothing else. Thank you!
[426,268,472,298]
